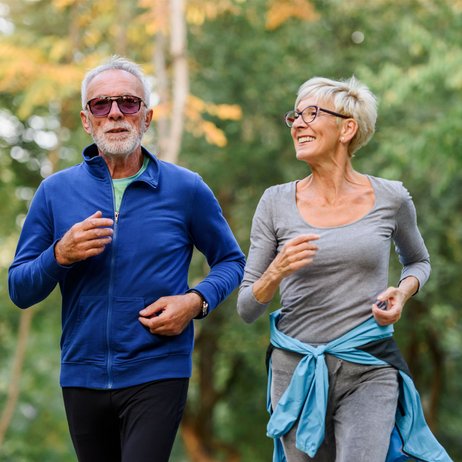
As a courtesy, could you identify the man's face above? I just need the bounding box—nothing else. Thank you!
[80,69,153,158]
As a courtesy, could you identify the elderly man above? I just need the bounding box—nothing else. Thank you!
[9,56,245,462]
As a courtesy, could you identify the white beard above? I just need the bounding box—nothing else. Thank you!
[93,132,142,157]
[90,120,145,158]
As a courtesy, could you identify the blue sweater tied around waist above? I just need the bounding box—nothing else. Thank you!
[267,309,452,462]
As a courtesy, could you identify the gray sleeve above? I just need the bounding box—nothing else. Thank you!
[393,184,431,290]
[237,190,277,323]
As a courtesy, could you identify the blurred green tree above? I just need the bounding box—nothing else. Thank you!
[0,0,461,460]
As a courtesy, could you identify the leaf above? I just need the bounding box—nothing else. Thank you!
[266,0,319,30]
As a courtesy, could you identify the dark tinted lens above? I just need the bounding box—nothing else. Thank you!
[89,98,112,116]
[87,96,143,116]
[118,97,142,114]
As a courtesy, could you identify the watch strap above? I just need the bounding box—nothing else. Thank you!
[186,289,209,318]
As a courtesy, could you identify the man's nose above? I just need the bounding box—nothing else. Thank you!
[107,100,124,119]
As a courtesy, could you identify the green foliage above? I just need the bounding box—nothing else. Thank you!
[1,0,462,460]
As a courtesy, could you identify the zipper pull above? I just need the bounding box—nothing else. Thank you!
[115,211,119,223]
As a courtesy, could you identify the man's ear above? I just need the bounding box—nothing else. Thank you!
[144,108,153,131]
[80,110,92,135]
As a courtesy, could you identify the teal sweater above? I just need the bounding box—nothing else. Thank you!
[267,309,452,462]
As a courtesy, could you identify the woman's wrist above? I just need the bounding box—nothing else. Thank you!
[252,268,282,304]
[398,276,420,301]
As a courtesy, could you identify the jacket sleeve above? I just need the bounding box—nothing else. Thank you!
[187,175,246,312]
[393,184,431,291]
[8,183,71,309]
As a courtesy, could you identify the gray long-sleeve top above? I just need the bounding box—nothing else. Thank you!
[237,176,430,343]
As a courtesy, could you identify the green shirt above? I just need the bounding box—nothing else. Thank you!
[112,156,149,213]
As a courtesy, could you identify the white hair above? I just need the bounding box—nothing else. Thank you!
[81,56,151,109]
[295,76,377,155]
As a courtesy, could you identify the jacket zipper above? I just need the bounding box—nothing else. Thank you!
[105,174,149,388]
[106,187,119,389]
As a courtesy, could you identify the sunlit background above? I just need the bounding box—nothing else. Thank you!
[1,0,461,460]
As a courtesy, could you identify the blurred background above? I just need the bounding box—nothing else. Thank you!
[0,0,461,460]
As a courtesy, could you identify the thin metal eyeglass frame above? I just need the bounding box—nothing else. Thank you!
[85,95,146,117]
[284,105,350,128]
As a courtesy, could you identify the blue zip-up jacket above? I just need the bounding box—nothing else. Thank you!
[8,144,245,390]
[267,309,452,462]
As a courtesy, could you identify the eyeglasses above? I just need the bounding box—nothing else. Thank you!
[86,95,145,117]
[284,105,350,128]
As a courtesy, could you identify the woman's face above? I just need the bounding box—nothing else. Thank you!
[290,97,344,164]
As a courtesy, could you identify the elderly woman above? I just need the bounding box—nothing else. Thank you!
[237,77,451,462]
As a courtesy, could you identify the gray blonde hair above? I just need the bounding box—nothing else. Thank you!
[295,76,377,155]
[81,56,151,109]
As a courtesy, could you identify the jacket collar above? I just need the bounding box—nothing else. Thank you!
[82,143,160,188]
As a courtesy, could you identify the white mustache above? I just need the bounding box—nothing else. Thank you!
[104,124,132,132]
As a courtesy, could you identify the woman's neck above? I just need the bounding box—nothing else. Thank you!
[300,163,367,206]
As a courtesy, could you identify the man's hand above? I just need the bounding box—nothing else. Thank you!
[54,211,114,266]
[138,293,203,336]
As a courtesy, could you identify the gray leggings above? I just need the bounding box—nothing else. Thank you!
[270,349,399,462]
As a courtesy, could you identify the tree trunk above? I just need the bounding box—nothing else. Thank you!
[164,0,188,164]
[153,0,170,157]
[180,307,242,462]
[181,415,218,462]
[0,309,34,447]
[116,1,131,56]
[152,0,188,165]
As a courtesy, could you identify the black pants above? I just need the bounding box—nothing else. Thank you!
[62,378,189,462]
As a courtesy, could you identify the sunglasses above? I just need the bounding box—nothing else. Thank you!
[86,95,145,117]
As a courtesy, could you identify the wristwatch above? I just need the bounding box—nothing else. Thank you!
[187,289,209,318]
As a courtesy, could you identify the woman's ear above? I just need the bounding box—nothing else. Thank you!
[341,118,358,142]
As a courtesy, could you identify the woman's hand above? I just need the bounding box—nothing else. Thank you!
[252,234,320,304]
[270,234,320,279]
[372,287,406,325]
[372,276,419,326]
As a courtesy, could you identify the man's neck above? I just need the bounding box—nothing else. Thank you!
[100,148,144,179]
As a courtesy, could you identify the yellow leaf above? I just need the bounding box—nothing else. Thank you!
[188,95,242,120]
[186,0,239,26]
[208,104,242,120]
[52,0,78,10]
[266,0,319,30]
[202,120,227,147]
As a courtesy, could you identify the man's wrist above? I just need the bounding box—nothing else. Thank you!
[186,289,209,318]
[54,240,69,266]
